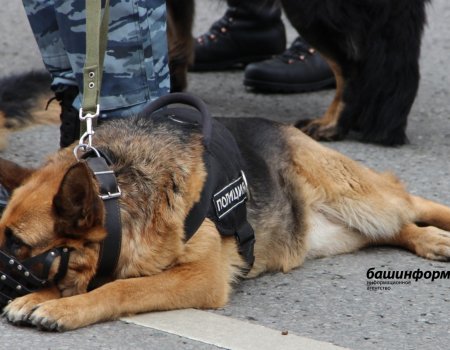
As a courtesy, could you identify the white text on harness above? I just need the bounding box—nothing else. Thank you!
[213,175,248,219]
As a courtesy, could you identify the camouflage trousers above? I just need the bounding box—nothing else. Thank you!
[22,0,170,118]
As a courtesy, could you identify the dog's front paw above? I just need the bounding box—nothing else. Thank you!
[3,298,33,326]
[26,299,73,331]
[3,288,59,327]
[27,295,96,331]
[3,288,61,327]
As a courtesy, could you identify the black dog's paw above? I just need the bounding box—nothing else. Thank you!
[295,119,345,141]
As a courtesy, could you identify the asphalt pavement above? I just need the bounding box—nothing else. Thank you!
[0,1,449,349]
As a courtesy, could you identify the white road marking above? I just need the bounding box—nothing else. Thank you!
[121,309,350,350]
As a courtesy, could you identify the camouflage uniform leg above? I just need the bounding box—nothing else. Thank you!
[53,0,170,118]
[21,0,77,87]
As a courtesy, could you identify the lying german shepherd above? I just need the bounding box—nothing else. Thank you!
[167,0,431,145]
[1,106,449,331]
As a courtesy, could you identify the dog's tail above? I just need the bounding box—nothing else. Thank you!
[0,70,59,150]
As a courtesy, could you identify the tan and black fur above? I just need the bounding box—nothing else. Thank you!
[0,116,449,331]
[0,71,59,151]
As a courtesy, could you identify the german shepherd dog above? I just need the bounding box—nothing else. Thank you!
[1,111,450,331]
[167,0,431,145]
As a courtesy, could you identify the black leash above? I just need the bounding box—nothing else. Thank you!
[72,0,122,291]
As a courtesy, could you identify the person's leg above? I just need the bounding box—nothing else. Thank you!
[192,0,286,71]
[22,0,76,87]
[22,0,80,148]
[53,0,170,120]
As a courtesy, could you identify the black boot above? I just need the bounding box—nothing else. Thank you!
[244,37,335,93]
[192,0,286,71]
[52,85,80,148]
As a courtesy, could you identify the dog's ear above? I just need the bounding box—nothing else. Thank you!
[0,158,34,191]
[53,162,104,236]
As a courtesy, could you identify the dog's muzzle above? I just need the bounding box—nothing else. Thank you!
[0,247,71,307]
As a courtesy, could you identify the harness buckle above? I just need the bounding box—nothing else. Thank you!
[99,187,122,200]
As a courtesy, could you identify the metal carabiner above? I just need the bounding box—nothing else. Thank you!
[73,143,101,161]
[78,104,100,148]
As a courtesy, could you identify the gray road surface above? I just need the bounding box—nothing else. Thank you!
[0,1,449,349]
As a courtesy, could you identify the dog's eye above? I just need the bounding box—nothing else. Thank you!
[4,226,29,253]
[5,226,19,242]
[5,226,14,240]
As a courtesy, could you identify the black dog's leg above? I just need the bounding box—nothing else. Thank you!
[282,0,429,146]
[338,1,429,146]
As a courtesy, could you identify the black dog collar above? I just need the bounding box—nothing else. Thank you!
[82,152,122,291]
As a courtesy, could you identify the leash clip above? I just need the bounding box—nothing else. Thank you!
[74,104,101,160]
[79,104,100,148]
[73,143,101,161]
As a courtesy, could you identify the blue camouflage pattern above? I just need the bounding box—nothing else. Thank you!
[22,0,170,118]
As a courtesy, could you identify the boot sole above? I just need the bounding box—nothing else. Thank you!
[190,54,276,72]
[243,77,336,93]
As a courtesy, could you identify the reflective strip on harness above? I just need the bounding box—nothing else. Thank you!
[213,174,248,219]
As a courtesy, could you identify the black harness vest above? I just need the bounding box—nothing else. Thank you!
[142,93,256,268]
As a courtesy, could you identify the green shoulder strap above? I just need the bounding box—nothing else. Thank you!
[80,0,110,135]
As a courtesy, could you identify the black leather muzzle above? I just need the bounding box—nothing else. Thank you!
[0,247,71,307]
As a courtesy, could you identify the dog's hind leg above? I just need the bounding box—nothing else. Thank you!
[382,196,450,260]
[304,190,450,262]
[358,195,450,261]
[296,59,347,141]
[380,223,450,262]
[410,195,450,231]
[281,124,450,261]
[305,210,371,260]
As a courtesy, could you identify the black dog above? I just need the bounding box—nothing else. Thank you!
[0,71,58,151]
[167,0,430,145]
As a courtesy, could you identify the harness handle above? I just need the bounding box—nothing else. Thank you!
[141,93,213,147]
